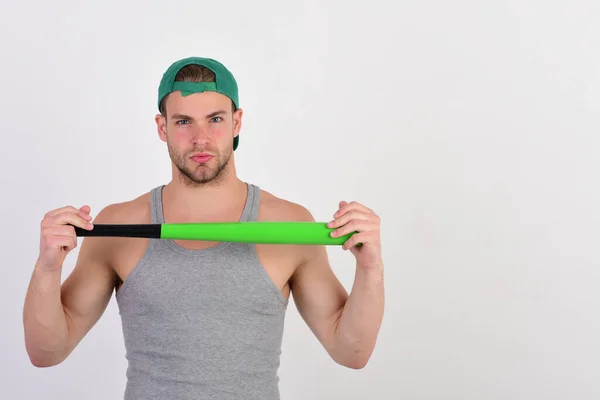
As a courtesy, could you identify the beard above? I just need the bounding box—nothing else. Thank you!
[167,141,233,187]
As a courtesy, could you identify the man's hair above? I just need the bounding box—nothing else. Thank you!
[159,64,236,117]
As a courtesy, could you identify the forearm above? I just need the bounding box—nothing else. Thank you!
[23,263,71,366]
[333,263,384,368]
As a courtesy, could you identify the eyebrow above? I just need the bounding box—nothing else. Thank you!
[205,110,227,119]
[171,110,227,120]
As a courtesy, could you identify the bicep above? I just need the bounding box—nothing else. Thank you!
[290,243,349,355]
[272,200,349,354]
[60,212,119,348]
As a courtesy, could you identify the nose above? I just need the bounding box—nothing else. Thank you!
[191,125,210,146]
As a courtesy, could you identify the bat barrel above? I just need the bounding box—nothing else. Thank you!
[160,222,351,245]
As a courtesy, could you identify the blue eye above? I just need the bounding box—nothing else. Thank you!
[176,119,189,125]
[210,117,222,123]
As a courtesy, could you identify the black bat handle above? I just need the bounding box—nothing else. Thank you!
[70,224,162,238]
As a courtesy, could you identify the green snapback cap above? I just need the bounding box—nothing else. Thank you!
[158,57,240,150]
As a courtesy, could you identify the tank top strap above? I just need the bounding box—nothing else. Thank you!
[240,183,260,222]
[150,185,165,224]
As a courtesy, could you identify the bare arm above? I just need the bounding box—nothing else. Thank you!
[332,260,384,368]
[290,204,384,369]
[23,205,119,367]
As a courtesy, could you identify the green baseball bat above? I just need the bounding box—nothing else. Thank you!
[72,221,356,245]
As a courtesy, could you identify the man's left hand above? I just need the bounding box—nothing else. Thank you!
[328,201,382,269]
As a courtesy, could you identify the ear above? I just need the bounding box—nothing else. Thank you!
[233,108,243,138]
[155,113,168,142]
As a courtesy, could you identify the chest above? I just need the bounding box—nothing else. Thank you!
[110,237,300,302]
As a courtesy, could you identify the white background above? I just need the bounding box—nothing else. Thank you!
[2,0,600,399]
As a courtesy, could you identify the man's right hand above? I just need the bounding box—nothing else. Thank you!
[37,205,94,271]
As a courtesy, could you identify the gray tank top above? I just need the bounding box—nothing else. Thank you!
[115,183,289,400]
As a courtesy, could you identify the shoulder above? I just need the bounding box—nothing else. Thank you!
[92,191,153,225]
[257,188,315,223]
[83,190,154,274]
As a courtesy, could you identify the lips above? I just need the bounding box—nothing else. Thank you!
[191,153,214,163]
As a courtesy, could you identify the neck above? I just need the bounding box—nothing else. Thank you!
[162,163,248,223]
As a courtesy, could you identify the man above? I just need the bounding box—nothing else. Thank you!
[23,57,384,399]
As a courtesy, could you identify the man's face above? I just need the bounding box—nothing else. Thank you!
[156,91,241,186]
